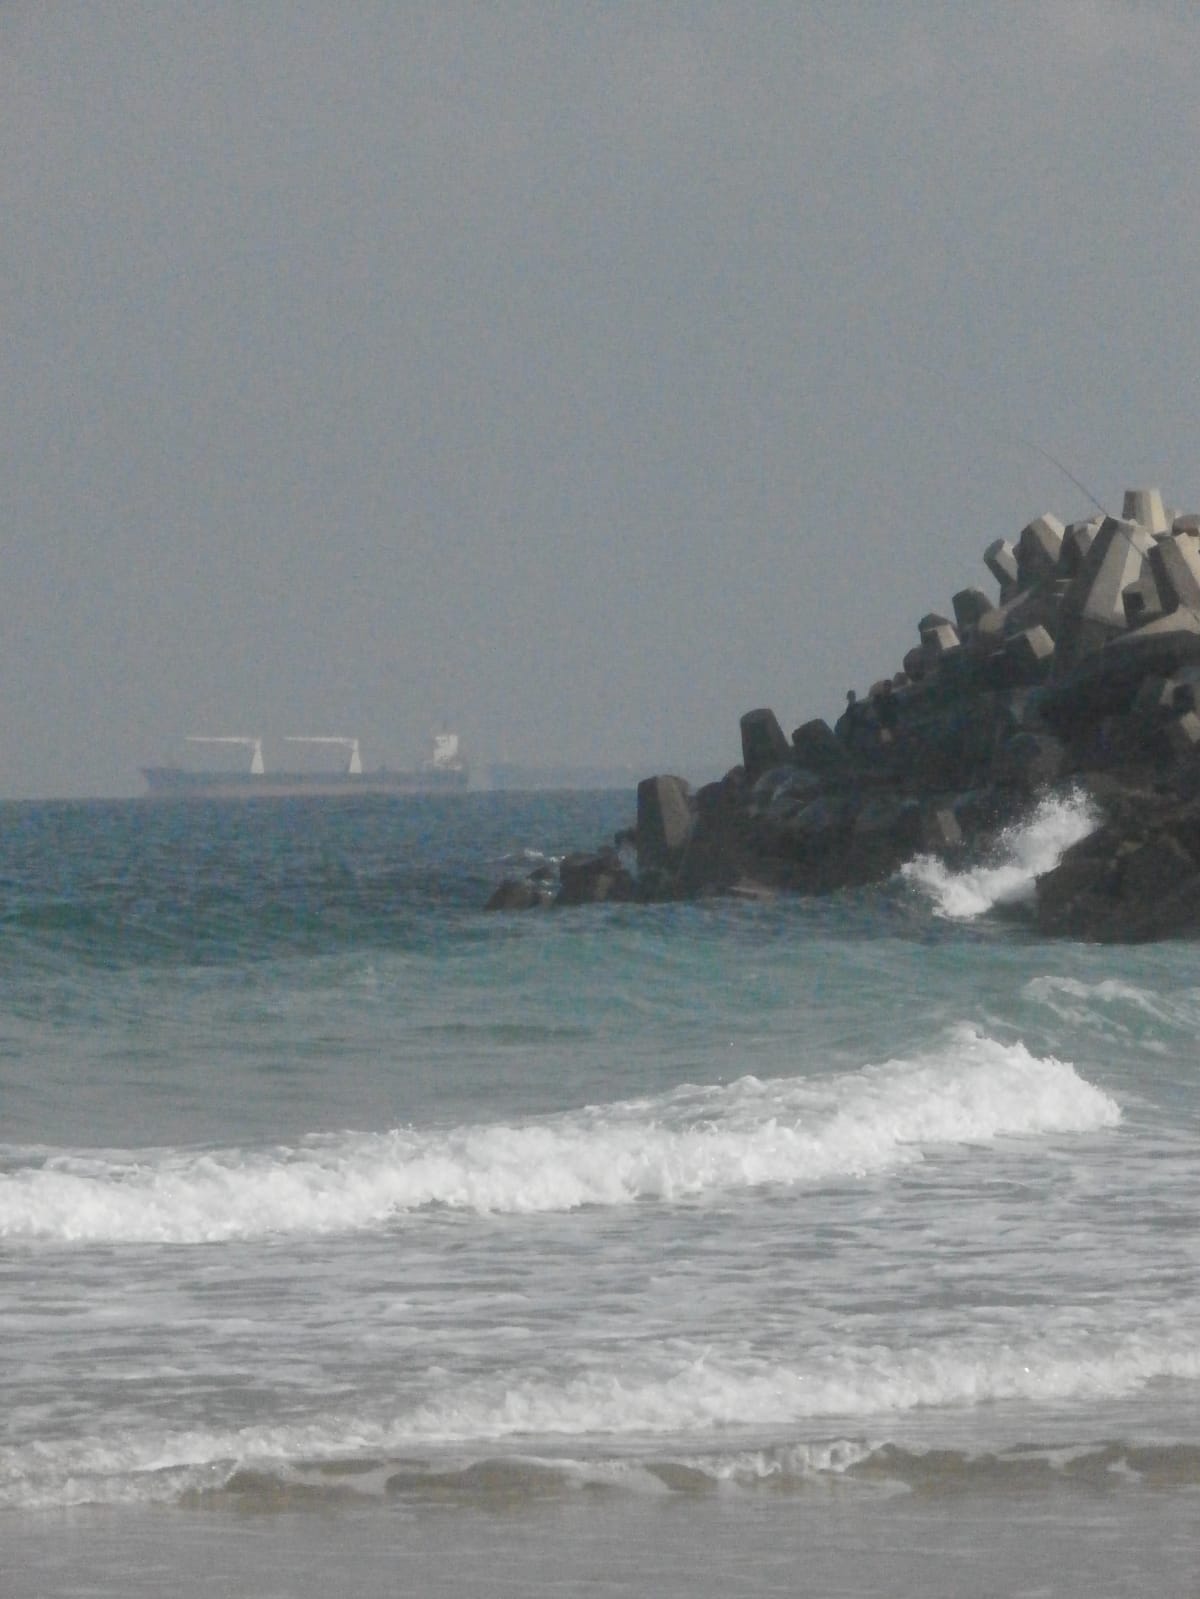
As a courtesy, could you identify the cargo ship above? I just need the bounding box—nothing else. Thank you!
[142,734,469,798]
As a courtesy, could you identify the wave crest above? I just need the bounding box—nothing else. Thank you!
[0,1029,1118,1244]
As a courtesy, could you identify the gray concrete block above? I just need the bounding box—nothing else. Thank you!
[952,587,994,631]
[852,793,923,845]
[984,538,1018,593]
[791,793,854,841]
[1149,532,1200,614]
[920,806,963,854]
[739,708,791,781]
[636,774,693,870]
[1059,518,1101,577]
[1172,513,1200,536]
[1016,514,1064,584]
[1004,624,1055,674]
[994,731,1067,790]
[790,718,847,769]
[1119,833,1198,903]
[1131,673,1171,723]
[1121,572,1165,629]
[920,622,961,665]
[1165,710,1200,757]
[753,766,822,819]
[1104,605,1200,653]
[902,645,927,680]
[1123,487,1169,533]
[557,850,635,906]
[1056,518,1156,669]
[973,584,1061,652]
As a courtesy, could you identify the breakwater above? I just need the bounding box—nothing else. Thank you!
[488,487,1200,939]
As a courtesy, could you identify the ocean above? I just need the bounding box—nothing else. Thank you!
[3,789,1200,1597]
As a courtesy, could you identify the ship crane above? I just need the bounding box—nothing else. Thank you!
[284,736,363,776]
[187,735,265,775]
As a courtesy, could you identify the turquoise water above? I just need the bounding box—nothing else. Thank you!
[3,792,1200,1596]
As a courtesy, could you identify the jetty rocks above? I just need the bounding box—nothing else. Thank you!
[487,488,1200,940]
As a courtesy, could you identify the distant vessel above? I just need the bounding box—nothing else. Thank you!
[142,734,469,798]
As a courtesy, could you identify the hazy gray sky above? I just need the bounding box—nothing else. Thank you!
[5,1,1200,797]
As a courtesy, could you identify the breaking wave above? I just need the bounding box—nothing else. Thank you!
[4,1329,1196,1511]
[0,1029,1118,1245]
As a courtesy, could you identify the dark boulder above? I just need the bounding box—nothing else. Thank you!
[790,718,849,770]
[485,877,552,911]
[1035,787,1200,939]
[994,732,1068,793]
[739,708,791,782]
[635,775,694,874]
[557,850,636,907]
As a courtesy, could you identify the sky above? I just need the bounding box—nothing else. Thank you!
[5,0,1200,798]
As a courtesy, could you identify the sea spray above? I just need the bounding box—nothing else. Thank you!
[900,789,1099,919]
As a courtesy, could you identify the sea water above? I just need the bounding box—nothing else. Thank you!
[3,791,1200,1597]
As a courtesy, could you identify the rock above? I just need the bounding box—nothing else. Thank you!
[1034,787,1200,939]
[952,587,994,632]
[1123,487,1169,533]
[1055,517,1156,670]
[1121,572,1165,629]
[557,850,635,906]
[1164,710,1200,758]
[498,479,1200,939]
[843,793,923,882]
[764,791,856,874]
[752,765,822,818]
[726,880,778,902]
[790,718,848,770]
[1003,625,1055,678]
[994,731,1067,792]
[920,622,961,668]
[1059,519,1101,577]
[1035,848,1114,936]
[972,583,1063,654]
[1016,514,1064,585]
[902,645,927,681]
[485,877,551,911]
[1119,832,1197,903]
[636,775,693,873]
[985,538,1019,595]
[920,805,963,854]
[739,708,791,782]
[1149,533,1200,614]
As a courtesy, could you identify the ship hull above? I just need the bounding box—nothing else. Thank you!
[141,767,469,799]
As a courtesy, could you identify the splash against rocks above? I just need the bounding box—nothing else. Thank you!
[488,488,1200,939]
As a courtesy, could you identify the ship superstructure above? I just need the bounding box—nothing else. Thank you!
[142,733,468,797]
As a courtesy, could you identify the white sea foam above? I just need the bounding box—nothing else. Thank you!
[901,789,1098,918]
[4,1328,1197,1510]
[0,1029,1118,1245]
[398,1333,1200,1442]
